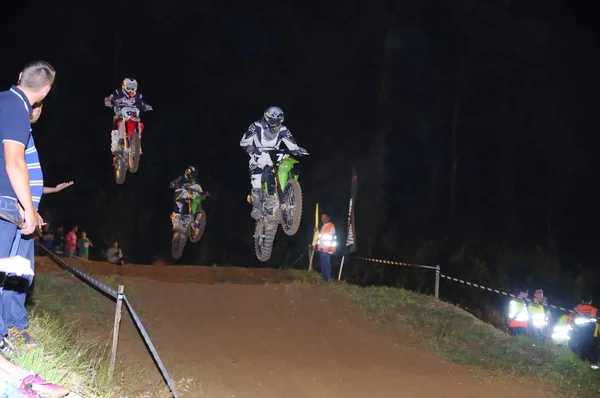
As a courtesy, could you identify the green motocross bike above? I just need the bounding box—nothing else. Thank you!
[171,187,210,260]
[249,148,308,262]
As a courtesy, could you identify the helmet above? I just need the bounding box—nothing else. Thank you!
[122,78,138,98]
[518,286,529,299]
[262,106,284,137]
[184,166,197,181]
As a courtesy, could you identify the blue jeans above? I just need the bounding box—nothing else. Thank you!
[319,252,332,282]
[0,196,21,336]
[3,229,33,331]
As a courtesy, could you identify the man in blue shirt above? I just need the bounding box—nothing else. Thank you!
[3,101,73,346]
[0,60,55,351]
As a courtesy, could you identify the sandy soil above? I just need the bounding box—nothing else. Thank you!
[35,256,549,398]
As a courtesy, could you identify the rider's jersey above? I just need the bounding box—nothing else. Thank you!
[170,176,203,195]
[104,89,151,115]
[240,121,301,154]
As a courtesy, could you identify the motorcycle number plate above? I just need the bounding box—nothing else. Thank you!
[122,107,140,119]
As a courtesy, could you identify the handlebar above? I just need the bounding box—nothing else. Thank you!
[262,148,308,156]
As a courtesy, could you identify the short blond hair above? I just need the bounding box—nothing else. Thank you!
[20,61,55,92]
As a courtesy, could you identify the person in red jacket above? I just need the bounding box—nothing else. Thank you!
[568,296,599,363]
[316,214,337,282]
[64,225,78,258]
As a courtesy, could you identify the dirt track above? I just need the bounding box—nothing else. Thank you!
[36,257,547,398]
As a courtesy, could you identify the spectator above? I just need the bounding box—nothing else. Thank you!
[53,225,64,254]
[64,226,78,258]
[0,256,69,397]
[3,100,73,347]
[0,61,55,353]
[41,223,53,251]
[106,240,124,265]
[316,214,337,282]
[76,231,93,261]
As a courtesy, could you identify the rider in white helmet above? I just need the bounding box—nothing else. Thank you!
[104,78,153,160]
[239,106,308,220]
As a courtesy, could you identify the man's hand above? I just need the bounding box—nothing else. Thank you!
[293,147,309,156]
[244,146,259,156]
[21,207,38,235]
[36,211,45,227]
[55,181,74,192]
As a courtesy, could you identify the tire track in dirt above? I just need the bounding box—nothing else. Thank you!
[118,280,547,398]
[35,258,548,398]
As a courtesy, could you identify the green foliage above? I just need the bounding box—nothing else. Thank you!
[13,313,119,397]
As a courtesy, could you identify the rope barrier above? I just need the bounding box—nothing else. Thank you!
[355,255,599,322]
[35,244,180,398]
[355,256,438,270]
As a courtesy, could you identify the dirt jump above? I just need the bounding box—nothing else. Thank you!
[36,257,546,398]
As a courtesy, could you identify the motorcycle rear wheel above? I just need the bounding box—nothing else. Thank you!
[254,220,276,262]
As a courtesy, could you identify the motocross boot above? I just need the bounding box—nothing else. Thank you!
[171,213,180,231]
[250,188,262,221]
[111,130,119,155]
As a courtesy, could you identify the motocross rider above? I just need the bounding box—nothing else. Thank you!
[239,106,308,220]
[169,166,205,230]
[104,78,153,161]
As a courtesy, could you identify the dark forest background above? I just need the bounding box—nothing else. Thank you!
[2,0,600,315]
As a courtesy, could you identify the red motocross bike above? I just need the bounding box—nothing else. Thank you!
[112,106,145,184]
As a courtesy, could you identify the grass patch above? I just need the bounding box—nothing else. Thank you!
[22,270,165,397]
[11,312,121,397]
[287,270,600,396]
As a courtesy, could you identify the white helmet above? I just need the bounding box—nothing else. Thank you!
[262,106,284,138]
[122,78,138,98]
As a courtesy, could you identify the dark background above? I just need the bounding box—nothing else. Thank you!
[2,0,600,314]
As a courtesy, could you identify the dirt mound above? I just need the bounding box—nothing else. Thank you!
[34,256,292,284]
[35,257,546,397]
[109,280,544,398]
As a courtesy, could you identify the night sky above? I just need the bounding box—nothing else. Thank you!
[2,0,600,303]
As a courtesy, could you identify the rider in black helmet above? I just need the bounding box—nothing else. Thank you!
[169,166,204,230]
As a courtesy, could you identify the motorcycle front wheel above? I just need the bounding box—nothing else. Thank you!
[128,131,141,173]
[189,208,207,243]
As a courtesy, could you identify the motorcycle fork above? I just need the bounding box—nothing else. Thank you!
[117,117,130,155]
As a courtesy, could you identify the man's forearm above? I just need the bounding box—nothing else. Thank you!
[6,160,34,211]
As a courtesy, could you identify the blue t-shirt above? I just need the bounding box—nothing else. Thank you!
[25,133,43,211]
[0,86,32,200]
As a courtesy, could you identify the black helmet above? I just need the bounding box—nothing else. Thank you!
[184,166,197,181]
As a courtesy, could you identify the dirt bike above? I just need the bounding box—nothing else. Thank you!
[250,148,307,262]
[112,106,144,184]
[171,189,210,260]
